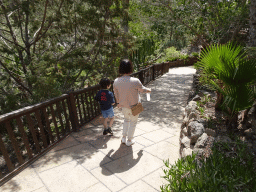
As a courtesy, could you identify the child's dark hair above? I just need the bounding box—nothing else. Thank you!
[99,78,111,89]
[119,59,133,74]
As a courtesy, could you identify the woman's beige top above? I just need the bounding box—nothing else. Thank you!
[113,76,151,109]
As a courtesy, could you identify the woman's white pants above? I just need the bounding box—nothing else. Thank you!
[121,108,139,140]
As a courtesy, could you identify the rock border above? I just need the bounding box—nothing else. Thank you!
[180,73,256,164]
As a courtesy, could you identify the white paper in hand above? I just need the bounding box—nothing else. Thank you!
[146,93,150,101]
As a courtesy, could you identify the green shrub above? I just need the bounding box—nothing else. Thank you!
[156,47,182,63]
[155,47,196,64]
[179,54,189,61]
[191,52,199,57]
[161,137,256,192]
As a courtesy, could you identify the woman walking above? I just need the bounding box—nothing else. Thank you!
[113,59,151,146]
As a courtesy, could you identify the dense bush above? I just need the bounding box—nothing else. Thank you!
[156,47,183,63]
[161,136,256,192]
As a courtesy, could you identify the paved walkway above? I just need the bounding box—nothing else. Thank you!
[1,66,196,192]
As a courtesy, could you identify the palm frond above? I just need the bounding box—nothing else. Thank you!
[217,56,256,86]
[197,42,256,115]
[221,85,255,114]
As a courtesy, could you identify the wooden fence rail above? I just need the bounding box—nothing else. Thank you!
[0,57,197,185]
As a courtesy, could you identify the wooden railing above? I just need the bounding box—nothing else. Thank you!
[0,57,197,184]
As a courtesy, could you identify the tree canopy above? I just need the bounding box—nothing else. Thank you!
[0,0,130,115]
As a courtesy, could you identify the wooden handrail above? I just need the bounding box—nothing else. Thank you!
[0,94,69,124]
[72,84,101,95]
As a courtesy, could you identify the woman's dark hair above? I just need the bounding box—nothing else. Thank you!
[99,78,111,89]
[119,59,133,74]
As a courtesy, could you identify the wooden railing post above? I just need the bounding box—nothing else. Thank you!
[152,65,155,80]
[67,92,79,132]
[0,133,14,172]
[161,63,164,75]
[139,70,144,85]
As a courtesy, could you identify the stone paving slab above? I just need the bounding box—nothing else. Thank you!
[0,66,196,192]
[144,140,180,161]
[119,180,158,192]
[33,187,49,192]
[90,167,126,191]
[38,161,99,192]
[103,151,163,185]
[32,142,98,173]
[82,182,111,192]
[0,166,44,192]
[142,166,168,190]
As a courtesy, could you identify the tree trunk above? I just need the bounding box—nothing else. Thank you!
[248,0,256,47]
[215,80,224,110]
[243,0,256,123]
[215,91,224,110]
[122,0,129,59]
[227,112,238,134]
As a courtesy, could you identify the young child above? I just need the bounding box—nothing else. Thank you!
[94,78,115,135]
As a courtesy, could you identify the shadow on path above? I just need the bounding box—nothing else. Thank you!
[100,144,143,176]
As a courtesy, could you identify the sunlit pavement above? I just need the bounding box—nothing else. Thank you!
[0,66,196,192]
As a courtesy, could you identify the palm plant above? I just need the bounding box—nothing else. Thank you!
[195,43,256,130]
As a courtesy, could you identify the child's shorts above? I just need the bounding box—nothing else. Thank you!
[101,107,114,118]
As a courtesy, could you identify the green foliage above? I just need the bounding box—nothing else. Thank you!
[161,138,256,191]
[195,43,256,115]
[128,0,163,71]
[177,0,248,44]
[0,0,128,114]
[156,47,182,63]
[128,0,194,71]
[179,54,189,61]
[245,47,256,59]
[191,52,199,57]
[198,106,205,116]
[196,95,213,117]
[130,38,158,71]
[139,0,249,47]
[196,101,205,116]
[201,94,211,105]
[165,47,182,60]
[134,0,191,49]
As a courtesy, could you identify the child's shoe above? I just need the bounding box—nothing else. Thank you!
[107,127,113,135]
[103,129,108,135]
